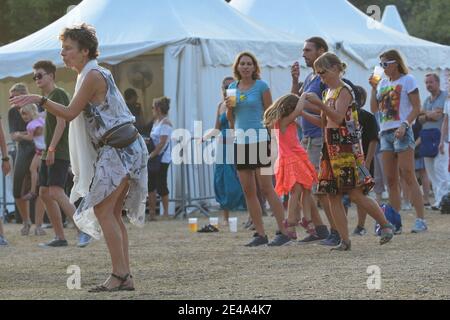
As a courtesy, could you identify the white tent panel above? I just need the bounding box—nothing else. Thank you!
[382,5,409,35]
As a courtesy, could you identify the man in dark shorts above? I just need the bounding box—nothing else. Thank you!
[8,83,38,236]
[32,61,91,248]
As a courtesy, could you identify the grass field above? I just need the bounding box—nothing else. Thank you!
[1,207,449,300]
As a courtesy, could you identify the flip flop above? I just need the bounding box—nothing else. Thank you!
[197,224,219,233]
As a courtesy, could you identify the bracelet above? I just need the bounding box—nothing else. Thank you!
[39,95,48,107]
[48,146,56,153]
[2,157,9,162]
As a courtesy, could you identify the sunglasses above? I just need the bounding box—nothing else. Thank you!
[32,73,47,81]
[379,60,397,69]
[317,70,328,75]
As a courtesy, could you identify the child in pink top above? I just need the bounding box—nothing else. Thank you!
[264,94,318,240]
[19,104,45,200]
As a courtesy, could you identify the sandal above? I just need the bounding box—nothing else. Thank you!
[282,219,298,240]
[299,217,316,234]
[197,224,219,233]
[89,273,134,293]
[20,221,32,236]
[380,223,394,245]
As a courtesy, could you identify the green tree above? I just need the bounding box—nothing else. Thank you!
[0,0,81,45]
[349,0,450,45]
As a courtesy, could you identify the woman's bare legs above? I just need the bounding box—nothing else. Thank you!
[238,170,265,236]
[256,169,287,235]
[112,179,134,289]
[327,194,349,242]
[94,178,131,289]
[382,151,401,212]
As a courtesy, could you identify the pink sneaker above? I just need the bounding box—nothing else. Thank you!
[282,219,298,240]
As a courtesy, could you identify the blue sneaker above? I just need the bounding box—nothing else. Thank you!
[411,219,428,233]
[0,235,8,246]
[320,230,341,246]
[77,232,92,248]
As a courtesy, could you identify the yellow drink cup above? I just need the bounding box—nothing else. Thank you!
[226,89,237,107]
[189,218,198,233]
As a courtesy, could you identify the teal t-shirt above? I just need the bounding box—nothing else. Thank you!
[229,80,270,144]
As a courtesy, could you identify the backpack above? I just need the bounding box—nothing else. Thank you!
[375,204,402,235]
[440,192,450,214]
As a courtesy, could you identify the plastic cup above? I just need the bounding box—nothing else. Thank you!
[226,89,237,107]
[189,218,198,233]
[209,217,219,229]
[228,217,238,233]
[372,66,384,85]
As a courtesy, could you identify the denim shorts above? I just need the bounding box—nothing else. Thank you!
[380,127,415,153]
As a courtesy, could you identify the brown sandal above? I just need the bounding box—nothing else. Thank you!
[88,273,134,293]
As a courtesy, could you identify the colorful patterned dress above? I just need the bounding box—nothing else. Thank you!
[317,84,374,195]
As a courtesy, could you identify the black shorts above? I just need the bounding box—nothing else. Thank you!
[13,145,35,198]
[234,142,271,171]
[148,162,170,196]
[39,159,70,188]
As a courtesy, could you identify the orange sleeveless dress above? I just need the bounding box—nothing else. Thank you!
[274,121,318,196]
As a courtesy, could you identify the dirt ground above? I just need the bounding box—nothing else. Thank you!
[1,206,449,300]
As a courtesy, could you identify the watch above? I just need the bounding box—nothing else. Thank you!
[39,95,48,107]
[401,121,410,130]
[2,157,9,162]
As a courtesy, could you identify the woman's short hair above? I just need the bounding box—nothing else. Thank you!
[9,83,29,96]
[314,52,347,75]
[154,96,171,115]
[232,52,261,81]
[380,49,409,75]
[59,23,99,60]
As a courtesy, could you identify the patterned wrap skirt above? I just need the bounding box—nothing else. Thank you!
[317,127,374,195]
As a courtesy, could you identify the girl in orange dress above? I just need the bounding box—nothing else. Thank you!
[264,94,318,240]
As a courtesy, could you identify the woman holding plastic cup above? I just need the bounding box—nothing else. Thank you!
[369,49,426,233]
[225,52,290,247]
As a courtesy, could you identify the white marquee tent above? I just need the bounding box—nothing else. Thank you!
[0,0,304,211]
[230,0,450,97]
[382,5,409,35]
[0,0,303,132]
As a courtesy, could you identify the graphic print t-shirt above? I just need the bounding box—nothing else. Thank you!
[376,74,418,132]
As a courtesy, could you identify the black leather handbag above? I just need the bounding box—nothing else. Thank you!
[102,122,139,149]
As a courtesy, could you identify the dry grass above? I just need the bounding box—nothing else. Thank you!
[1,207,450,300]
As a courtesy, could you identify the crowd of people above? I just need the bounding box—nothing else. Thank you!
[1,23,449,290]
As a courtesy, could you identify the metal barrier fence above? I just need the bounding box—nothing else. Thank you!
[169,137,217,218]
